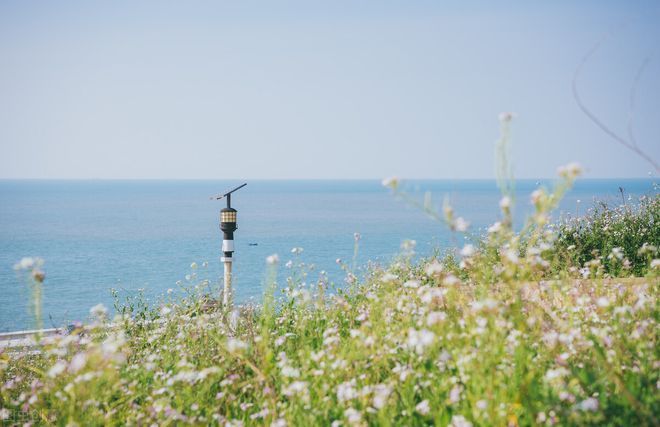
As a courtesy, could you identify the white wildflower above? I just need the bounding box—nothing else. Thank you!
[344,408,362,425]
[503,248,519,263]
[372,384,392,409]
[48,360,67,378]
[488,222,502,234]
[450,415,472,427]
[337,381,358,402]
[415,400,430,415]
[407,328,435,354]
[455,217,469,232]
[577,397,599,412]
[68,353,87,373]
[426,311,447,326]
[381,273,398,283]
[425,260,443,276]
[460,244,475,257]
[226,338,248,352]
[282,381,307,397]
[449,384,462,404]
[14,257,36,270]
[545,367,569,381]
[596,297,610,308]
[557,162,583,179]
[382,177,399,189]
[281,366,300,378]
[90,303,108,319]
[403,280,420,289]
[266,254,279,265]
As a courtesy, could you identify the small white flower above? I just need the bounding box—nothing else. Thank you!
[499,196,511,210]
[454,217,469,232]
[291,247,304,255]
[15,257,35,270]
[596,297,610,308]
[577,397,599,412]
[226,338,248,352]
[426,311,447,326]
[476,399,487,410]
[69,353,87,373]
[281,366,300,378]
[530,189,544,204]
[381,273,398,283]
[190,262,198,269]
[401,239,416,252]
[415,399,430,415]
[372,384,392,409]
[504,248,519,264]
[557,162,583,179]
[449,384,462,404]
[407,328,435,354]
[488,221,502,234]
[425,260,443,276]
[90,303,108,318]
[382,176,399,189]
[450,414,473,427]
[403,280,420,289]
[344,407,362,425]
[460,244,475,257]
[266,254,279,265]
[337,381,358,402]
[48,360,67,378]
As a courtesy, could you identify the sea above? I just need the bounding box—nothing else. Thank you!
[0,179,655,332]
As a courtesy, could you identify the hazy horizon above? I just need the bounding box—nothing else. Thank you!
[1,1,659,180]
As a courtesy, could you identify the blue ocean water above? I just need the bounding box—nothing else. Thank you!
[0,179,655,332]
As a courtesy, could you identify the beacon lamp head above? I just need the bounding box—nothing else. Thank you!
[211,183,247,261]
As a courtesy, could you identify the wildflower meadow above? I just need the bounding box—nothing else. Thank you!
[1,163,658,426]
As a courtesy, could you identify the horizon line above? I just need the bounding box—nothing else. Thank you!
[0,176,655,181]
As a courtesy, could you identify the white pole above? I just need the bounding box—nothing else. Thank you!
[223,259,232,307]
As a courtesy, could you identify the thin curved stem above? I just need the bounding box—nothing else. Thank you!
[572,27,659,173]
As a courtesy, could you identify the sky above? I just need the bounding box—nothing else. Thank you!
[0,1,659,179]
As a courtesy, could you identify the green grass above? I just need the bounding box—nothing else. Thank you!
[553,193,659,277]
[1,172,658,426]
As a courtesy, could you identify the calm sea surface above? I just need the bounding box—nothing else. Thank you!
[0,179,655,332]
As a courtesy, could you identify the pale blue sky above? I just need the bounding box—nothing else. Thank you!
[1,1,658,179]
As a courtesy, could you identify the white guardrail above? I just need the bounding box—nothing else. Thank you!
[0,327,65,350]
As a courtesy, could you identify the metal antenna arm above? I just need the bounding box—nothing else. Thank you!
[210,183,248,203]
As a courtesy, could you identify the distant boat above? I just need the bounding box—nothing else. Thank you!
[248,243,258,246]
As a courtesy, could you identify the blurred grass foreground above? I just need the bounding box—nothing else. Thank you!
[1,160,658,426]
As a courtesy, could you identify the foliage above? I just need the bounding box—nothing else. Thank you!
[1,167,658,426]
[552,193,659,277]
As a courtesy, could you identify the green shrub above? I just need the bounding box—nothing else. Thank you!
[553,194,659,277]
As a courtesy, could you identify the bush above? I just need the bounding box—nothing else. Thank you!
[553,194,659,277]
